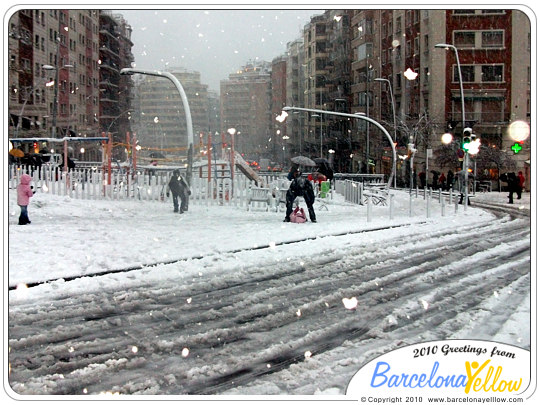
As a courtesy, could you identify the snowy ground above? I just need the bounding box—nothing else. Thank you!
[5,185,533,399]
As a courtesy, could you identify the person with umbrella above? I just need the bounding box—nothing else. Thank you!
[284,168,317,223]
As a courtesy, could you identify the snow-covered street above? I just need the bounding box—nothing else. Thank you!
[6,188,532,397]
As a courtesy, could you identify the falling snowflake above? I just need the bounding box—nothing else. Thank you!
[182,348,190,357]
[342,297,358,310]
[304,351,312,359]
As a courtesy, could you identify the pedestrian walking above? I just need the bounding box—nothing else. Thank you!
[418,171,426,189]
[284,169,317,223]
[506,172,519,204]
[166,170,191,213]
[446,170,454,191]
[438,172,446,190]
[456,170,470,205]
[17,174,35,225]
[517,171,525,199]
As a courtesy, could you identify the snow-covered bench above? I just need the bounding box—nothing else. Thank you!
[247,187,272,211]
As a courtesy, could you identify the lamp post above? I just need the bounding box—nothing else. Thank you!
[435,43,468,210]
[374,77,397,188]
[106,109,133,134]
[282,107,396,189]
[120,68,194,186]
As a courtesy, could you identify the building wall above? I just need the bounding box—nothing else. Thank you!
[134,69,210,156]
[220,62,272,159]
[8,9,105,140]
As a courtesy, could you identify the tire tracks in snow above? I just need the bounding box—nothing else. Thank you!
[8,213,530,395]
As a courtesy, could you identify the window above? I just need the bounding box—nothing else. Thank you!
[482,65,503,82]
[358,91,373,107]
[454,31,475,48]
[454,65,475,82]
[357,43,373,61]
[481,31,503,48]
[423,67,429,85]
[395,45,402,61]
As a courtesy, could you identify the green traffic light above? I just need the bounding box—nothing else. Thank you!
[462,136,471,151]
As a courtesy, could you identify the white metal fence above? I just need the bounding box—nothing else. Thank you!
[7,164,287,209]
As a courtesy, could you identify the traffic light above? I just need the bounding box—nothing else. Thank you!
[462,127,472,151]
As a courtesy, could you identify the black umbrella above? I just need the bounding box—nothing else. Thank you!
[313,158,333,180]
[291,156,316,167]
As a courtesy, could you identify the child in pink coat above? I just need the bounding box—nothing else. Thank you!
[17,174,34,225]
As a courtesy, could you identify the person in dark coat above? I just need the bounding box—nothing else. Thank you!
[517,171,525,199]
[166,170,190,213]
[287,163,300,181]
[505,172,520,204]
[446,170,454,191]
[284,169,317,223]
[418,172,426,188]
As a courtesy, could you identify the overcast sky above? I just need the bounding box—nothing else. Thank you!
[115,9,324,92]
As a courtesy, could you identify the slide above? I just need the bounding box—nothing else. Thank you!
[233,151,264,186]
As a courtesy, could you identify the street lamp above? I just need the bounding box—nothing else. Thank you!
[284,106,396,189]
[435,43,469,209]
[106,109,133,134]
[120,68,194,186]
[374,77,397,188]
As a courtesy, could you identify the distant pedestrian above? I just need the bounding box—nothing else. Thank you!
[418,172,426,189]
[506,172,520,204]
[166,170,191,213]
[17,174,35,225]
[446,170,454,191]
[438,172,446,190]
[456,170,470,205]
[284,169,316,223]
[517,171,525,199]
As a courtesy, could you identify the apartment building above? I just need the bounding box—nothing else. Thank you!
[284,38,305,157]
[99,10,134,151]
[8,9,134,162]
[8,10,101,140]
[220,61,273,159]
[271,55,288,161]
[349,9,530,180]
[132,68,210,158]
